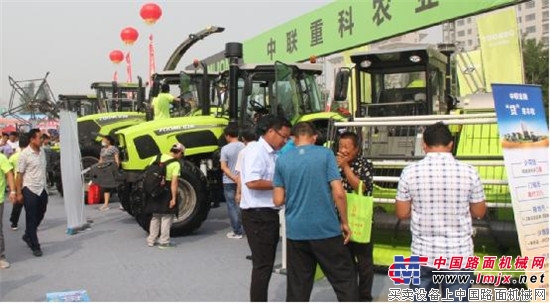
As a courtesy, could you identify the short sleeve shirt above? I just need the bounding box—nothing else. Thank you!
[100,145,119,163]
[18,146,47,196]
[0,153,13,203]
[220,141,244,184]
[152,93,175,120]
[340,157,374,196]
[396,152,485,268]
[273,145,342,240]
[149,154,181,181]
[240,137,277,209]
[235,142,257,173]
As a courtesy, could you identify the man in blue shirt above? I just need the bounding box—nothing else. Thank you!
[273,122,358,301]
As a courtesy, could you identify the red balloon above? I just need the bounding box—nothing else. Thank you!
[140,3,162,25]
[109,50,124,64]
[120,27,139,45]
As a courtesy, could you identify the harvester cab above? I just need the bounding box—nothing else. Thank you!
[330,44,518,268]
[335,44,450,118]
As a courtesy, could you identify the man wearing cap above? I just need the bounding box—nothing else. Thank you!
[151,83,181,120]
[146,142,185,249]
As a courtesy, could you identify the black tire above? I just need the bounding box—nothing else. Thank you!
[117,181,134,215]
[135,160,210,236]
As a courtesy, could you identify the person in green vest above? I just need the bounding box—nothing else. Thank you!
[151,83,181,120]
[8,133,29,231]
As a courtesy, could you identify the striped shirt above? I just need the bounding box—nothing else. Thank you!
[396,152,485,268]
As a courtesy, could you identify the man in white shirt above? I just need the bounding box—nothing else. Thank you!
[239,116,291,302]
[16,129,48,257]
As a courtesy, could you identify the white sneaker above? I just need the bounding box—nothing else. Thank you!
[0,258,10,269]
[226,232,243,239]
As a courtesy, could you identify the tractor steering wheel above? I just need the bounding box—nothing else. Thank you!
[249,100,267,113]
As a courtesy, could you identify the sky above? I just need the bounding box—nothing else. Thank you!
[0,0,335,106]
[0,0,442,108]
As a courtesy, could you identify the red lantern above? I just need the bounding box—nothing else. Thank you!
[120,27,139,45]
[109,50,124,64]
[140,3,162,25]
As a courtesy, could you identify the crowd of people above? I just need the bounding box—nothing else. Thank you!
[225,118,486,302]
[0,120,487,303]
[1,128,52,268]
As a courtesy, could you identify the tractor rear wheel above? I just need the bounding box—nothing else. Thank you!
[135,160,210,236]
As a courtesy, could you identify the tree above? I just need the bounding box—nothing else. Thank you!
[522,38,548,116]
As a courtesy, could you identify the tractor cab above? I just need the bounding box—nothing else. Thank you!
[336,44,449,118]
[91,81,145,113]
[149,70,221,118]
[57,94,98,117]
[222,61,343,136]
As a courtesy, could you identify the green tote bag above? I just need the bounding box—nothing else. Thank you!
[346,181,374,243]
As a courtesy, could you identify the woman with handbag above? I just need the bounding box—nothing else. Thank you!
[336,131,375,302]
[98,135,119,211]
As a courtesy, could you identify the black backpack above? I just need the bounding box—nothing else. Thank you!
[142,154,178,198]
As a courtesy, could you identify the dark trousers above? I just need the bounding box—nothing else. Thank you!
[10,202,24,226]
[347,241,374,301]
[287,236,359,302]
[23,187,48,250]
[241,209,280,302]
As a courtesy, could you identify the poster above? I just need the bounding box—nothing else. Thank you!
[492,84,549,297]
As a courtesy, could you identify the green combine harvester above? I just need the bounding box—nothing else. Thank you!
[330,44,519,274]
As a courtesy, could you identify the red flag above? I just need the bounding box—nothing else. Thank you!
[149,34,156,87]
[125,51,133,83]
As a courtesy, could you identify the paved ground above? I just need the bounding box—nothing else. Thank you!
[1,190,400,302]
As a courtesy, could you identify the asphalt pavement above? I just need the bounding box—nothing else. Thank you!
[0,189,399,302]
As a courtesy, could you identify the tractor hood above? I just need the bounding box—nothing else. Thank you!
[116,115,228,171]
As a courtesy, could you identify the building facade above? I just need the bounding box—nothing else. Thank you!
[443,0,549,50]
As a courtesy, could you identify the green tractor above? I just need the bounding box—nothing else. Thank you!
[116,42,347,236]
[331,44,518,268]
[54,26,226,196]
[53,79,147,195]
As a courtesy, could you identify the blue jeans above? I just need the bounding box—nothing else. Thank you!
[223,183,243,235]
[410,267,473,302]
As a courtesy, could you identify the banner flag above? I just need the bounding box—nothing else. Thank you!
[125,51,133,83]
[477,8,524,92]
[149,34,156,87]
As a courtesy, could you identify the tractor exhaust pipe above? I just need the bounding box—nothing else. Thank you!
[225,42,242,126]
[199,61,210,116]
